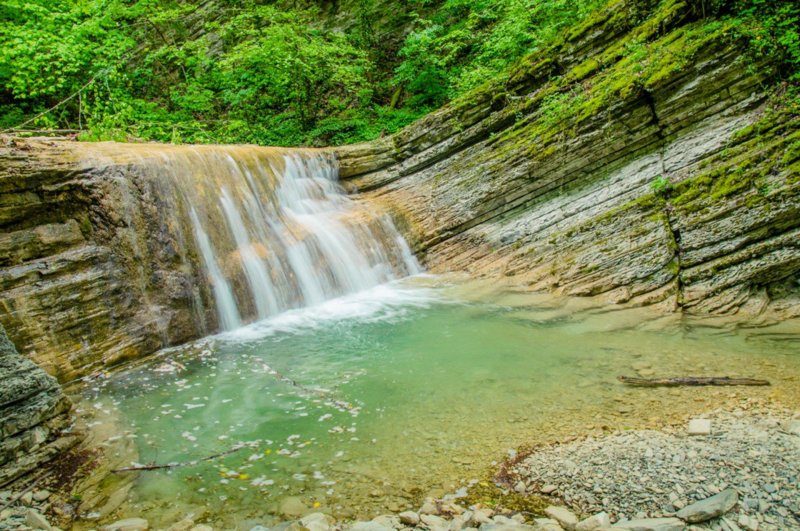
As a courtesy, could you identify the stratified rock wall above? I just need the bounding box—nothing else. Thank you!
[0,323,77,486]
[334,0,800,321]
[0,142,214,382]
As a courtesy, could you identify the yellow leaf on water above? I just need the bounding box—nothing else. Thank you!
[313,501,321,508]
[264,449,272,455]
[239,474,249,480]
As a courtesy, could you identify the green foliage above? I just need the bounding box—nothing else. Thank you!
[650,175,672,197]
[724,0,800,81]
[395,0,604,107]
[0,0,797,146]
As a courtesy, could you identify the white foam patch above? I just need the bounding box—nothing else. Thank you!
[216,277,440,343]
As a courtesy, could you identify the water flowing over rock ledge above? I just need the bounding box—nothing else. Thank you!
[0,143,418,382]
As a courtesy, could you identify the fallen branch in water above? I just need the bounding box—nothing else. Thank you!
[618,376,770,387]
[112,445,247,473]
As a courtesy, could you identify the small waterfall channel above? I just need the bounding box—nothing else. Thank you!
[79,144,420,332]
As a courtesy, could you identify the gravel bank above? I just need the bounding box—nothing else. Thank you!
[508,407,800,530]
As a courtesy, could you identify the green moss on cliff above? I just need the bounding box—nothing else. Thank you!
[671,93,800,211]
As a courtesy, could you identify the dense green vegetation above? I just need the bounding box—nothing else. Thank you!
[0,0,797,146]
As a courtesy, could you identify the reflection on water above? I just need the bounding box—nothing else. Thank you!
[75,276,800,529]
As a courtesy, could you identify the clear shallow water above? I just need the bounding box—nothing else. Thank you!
[76,277,800,529]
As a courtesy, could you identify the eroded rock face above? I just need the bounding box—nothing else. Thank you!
[0,141,213,381]
[334,2,800,322]
[0,323,77,486]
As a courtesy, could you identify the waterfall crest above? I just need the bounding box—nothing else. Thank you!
[79,144,420,331]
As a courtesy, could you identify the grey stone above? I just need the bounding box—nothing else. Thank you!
[676,489,738,523]
[479,525,538,531]
[612,517,685,531]
[737,514,758,531]
[533,518,564,531]
[32,490,51,502]
[0,324,76,486]
[399,511,420,526]
[101,518,150,531]
[576,513,611,531]
[471,509,494,526]
[544,507,578,530]
[421,513,448,530]
[687,420,711,436]
[300,513,336,531]
[421,499,439,515]
[348,523,394,531]
[26,509,52,530]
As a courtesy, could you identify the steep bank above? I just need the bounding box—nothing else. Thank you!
[334,0,800,321]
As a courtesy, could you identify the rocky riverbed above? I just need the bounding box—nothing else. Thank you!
[3,405,797,531]
[507,407,800,530]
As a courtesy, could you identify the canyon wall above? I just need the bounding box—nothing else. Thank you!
[335,0,800,321]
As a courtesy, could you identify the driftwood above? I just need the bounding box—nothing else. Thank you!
[618,376,770,387]
[112,445,246,473]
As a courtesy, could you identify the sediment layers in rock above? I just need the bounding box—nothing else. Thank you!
[334,0,800,321]
[0,323,76,486]
[0,142,212,381]
[1,1,798,383]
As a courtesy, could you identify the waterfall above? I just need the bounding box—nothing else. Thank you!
[80,144,421,331]
[189,207,243,331]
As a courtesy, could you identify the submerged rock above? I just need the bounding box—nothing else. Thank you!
[279,496,308,519]
[100,518,150,531]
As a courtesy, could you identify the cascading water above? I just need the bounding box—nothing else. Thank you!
[80,144,420,331]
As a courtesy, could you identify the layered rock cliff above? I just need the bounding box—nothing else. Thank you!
[0,142,215,382]
[0,323,76,486]
[335,0,800,321]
